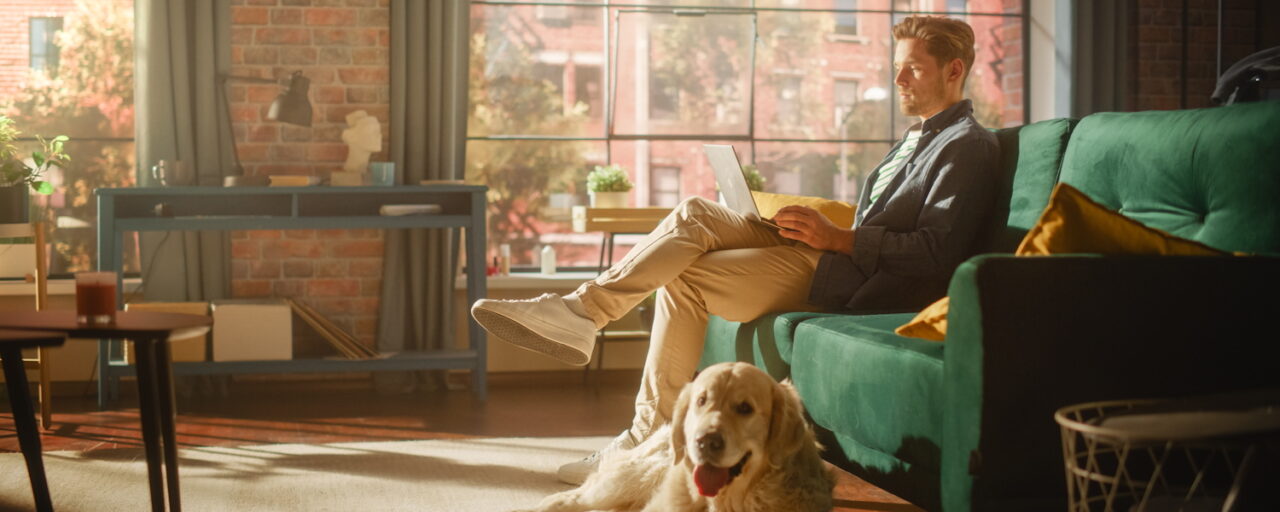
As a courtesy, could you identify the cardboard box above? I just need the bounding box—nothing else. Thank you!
[123,302,210,363]
[211,300,292,361]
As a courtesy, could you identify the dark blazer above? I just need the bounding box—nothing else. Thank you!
[808,99,1000,312]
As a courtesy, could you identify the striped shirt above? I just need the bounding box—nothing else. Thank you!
[867,129,923,206]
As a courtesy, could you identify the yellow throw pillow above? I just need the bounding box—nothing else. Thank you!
[895,183,1228,342]
[751,191,856,229]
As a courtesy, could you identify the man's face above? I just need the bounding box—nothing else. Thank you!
[893,38,950,119]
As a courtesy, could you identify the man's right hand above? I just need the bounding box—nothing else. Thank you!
[772,205,855,255]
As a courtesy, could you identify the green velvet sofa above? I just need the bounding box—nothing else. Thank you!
[698,101,1280,511]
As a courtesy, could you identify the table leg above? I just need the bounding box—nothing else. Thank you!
[132,340,168,512]
[152,339,182,512]
[1,348,53,512]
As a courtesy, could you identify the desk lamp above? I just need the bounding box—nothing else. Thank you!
[220,71,312,186]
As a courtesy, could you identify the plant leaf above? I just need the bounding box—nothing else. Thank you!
[32,151,44,168]
[34,181,54,195]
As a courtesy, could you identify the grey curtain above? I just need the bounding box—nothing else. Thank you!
[134,0,235,301]
[1064,0,1132,116]
[377,1,470,392]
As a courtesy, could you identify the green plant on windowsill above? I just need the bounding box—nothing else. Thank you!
[586,164,634,193]
[0,115,70,195]
[742,164,765,192]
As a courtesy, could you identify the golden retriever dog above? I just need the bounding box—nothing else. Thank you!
[520,362,834,512]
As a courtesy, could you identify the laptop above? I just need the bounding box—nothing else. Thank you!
[703,144,785,230]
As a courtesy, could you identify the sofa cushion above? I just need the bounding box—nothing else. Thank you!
[700,312,831,380]
[978,118,1076,254]
[1060,101,1280,254]
[789,313,945,476]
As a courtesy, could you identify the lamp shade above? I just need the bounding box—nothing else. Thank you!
[267,71,312,127]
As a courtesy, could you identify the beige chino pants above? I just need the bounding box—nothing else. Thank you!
[572,197,824,440]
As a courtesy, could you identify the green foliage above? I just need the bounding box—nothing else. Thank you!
[586,164,633,193]
[741,164,765,192]
[0,116,69,194]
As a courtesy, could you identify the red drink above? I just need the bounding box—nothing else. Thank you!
[75,272,118,325]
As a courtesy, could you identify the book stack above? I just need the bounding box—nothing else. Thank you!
[286,298,378,360]
[268,175,321,187]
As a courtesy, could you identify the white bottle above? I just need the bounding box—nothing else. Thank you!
[541,245,557,275]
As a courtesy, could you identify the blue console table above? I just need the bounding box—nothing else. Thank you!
[95,185,488,407]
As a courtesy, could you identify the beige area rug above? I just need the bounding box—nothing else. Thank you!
[0,436,610,511]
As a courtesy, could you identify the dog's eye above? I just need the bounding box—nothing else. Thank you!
[696,395,706,407]
[736,401,753,415]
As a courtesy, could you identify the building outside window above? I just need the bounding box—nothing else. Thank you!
[468,0,1025,269]
[29,17,63,74]
[1,1,137,276]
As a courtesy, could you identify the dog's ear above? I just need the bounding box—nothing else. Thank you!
[670,384,693,466]
[767,380,807,468]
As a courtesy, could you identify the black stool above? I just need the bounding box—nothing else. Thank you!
[2,328,66,512]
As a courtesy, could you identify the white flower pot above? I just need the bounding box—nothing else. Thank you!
[590,191,629,208]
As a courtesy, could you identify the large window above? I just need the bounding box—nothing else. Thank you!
[1,1,137,275]
[468,0,1025,268]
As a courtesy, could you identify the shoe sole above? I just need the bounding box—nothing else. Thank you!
[471,307,592,366]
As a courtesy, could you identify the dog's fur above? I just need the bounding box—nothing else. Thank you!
[520,362,834,512]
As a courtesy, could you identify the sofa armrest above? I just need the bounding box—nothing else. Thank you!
[939,253,1280,511]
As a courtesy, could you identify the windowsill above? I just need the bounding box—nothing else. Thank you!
[454,271,596,290]
[0,277,144,296]
[826,34,869,45]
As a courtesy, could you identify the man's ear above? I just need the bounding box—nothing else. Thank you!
[670,384,693,466]
[767,380,807,468]
[947,58,966,85]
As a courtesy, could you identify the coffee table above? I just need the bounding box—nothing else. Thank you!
[0,310,211,512]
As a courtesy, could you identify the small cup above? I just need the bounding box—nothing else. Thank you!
[75,271,118,325]
[369,162,396,186]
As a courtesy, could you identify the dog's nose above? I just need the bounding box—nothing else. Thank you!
[697,432,724,454]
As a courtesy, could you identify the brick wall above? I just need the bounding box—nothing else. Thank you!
[0,0,79,99]
[1130,0,1257,110]
[228,0,392,354]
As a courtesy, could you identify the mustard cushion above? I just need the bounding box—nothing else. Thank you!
[896,183,1229,341]
[752,191,856,229]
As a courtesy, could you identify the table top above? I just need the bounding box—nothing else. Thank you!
[0,310,212,342]
[0,328,66,347]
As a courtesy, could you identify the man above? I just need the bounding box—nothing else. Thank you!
[471,15,999,485]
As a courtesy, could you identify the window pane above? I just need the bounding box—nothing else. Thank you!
[755,11,893,141]
[754,0,892,9]
[754,141,891,205]
[2,0,136,274]
[894,0,1020,14]
[611,11,754,137]
[13,140,140,274]
[966,14,1023,127]
[466,139,604,267]
[469,4,605,137]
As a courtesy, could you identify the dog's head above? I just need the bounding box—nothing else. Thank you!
[669,362,810,498]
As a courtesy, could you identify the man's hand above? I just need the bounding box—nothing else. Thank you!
[772,205,855,254]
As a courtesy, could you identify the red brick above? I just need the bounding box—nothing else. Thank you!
[231,104,260,122]
[312,28,378,46]
[242,47,278,65]
[256,27,311,45]
[273,280,306,297]
[351,48,386,64]
[324,104,389,123]
[283,260,314,277]
[305,8,357,26]
[308,143,347,162]
[332,239,384,258]
[281,124,315,142]
[319,47,352,65]
[348,260,383,278]
[248,124,279,143]
[271,8,303,24]
[238,144,270,162]
[249,260,282,279]
[315,260,347,277]
[280,47,318,65]
[247,0,278,5]
[231,260,249,279]
[313,86,346,104]
[285,230,315,239]
[233,279,272,298]
[246,84,278,103]
[232,27,255,45]
[233,7,270,25]
[307,279,361,297]
[232,240,259,259]
[271,144,308,161]
[345,86,379,104]
[361,279,381,297]
[263,240,325,259]
[358,8,388,26]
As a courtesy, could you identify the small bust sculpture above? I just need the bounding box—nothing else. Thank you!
[341,110,382,173]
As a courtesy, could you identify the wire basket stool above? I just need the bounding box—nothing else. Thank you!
[1055,397,1279,512]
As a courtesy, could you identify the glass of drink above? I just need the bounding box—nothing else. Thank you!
[75,271,118,325]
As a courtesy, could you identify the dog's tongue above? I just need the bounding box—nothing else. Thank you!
[693,464,730,497]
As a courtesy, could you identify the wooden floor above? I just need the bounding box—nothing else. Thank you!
[1,370,922,511]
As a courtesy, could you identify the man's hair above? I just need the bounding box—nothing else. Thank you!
[892,16,975,84]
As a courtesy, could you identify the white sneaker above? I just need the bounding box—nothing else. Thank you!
[470,293,597,366]
[557,429,639,485]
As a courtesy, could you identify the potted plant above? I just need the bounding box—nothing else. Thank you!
[741,164,766,192]
[1,115,69,224]
[586,164,633,208]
